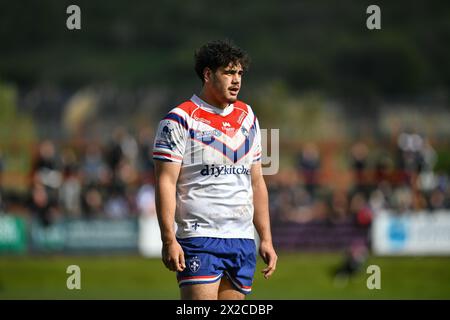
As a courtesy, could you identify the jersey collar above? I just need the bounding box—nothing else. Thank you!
[191,94,234,116]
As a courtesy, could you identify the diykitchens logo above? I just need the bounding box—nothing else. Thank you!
[200,164,250,177]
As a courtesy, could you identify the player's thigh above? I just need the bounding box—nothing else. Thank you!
[218,276,246,300]
[180,281,221,300]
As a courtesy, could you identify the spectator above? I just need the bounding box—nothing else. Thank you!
[104,190,130,219]
[328,190,349,223]
[349,192,373,227]
[82,142,107,185]
[297,143,321,198]
[428,188,447,211]
[350,141,371,197]
[29,182,59,226]
[81,185,104,219]
[59,165,82,218]
[137,126,155,177]
[136,177,156,217]
[31,140,62,203]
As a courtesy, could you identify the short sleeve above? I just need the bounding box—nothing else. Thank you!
[153,111,188,163]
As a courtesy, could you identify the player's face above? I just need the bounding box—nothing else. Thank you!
[206,62,243,107]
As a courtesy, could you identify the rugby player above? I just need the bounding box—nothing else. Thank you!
[153,40,277,300]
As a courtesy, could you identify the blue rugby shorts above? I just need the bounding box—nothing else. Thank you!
[176,237,257,295]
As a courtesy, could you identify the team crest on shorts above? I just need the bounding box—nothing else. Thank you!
[189,256,201,273]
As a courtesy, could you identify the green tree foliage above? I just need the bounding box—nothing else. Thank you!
[0,83,36,179]
[0,0,448,99]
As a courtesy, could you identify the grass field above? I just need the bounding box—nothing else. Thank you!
[1,252,449,299]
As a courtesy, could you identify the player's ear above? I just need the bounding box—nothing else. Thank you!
[203,68,212,83]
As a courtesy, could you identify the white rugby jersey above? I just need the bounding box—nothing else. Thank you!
[153,94,262,239]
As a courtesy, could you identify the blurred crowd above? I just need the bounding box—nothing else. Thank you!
[23,126,156,226]
[1,127,449,227]
[268,132,450,225]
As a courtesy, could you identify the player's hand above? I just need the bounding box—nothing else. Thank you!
[259,240,278,279]
[162,240,186,272]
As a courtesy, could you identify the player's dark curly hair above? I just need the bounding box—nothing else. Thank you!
[194,39,251,84]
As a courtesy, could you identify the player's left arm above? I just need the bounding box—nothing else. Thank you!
[251,162,278,279]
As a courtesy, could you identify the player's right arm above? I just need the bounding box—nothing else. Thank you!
[152,108,189,273]
[154,160,185,272]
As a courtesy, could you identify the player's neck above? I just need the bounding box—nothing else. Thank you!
[199,89,228,110]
